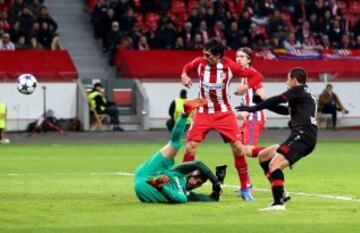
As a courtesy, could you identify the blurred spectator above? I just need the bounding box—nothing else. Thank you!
[320,34,332,49]
[18,7,35,33]
[174,36,185,50]
[38,22,54,49]
[189,33,203,50]
[15,35,26,49]
[120,8,137,34]
[114,0,134,17]
[204,7,216,29]
[352,35,360,49]
[29,36,43,49]
[187,8,201,30]
[310,0,330,21]
[238,10,252,36]
[198,20,210,43]
[92,0,109,38]
[28,0,42,16]
[101,8,116,52]
[137,35,149,50]
[213,20,225,41]
[269,35,283,49]
[318,84,349,130]
[295,21,312,44]
[292,0,310,25]
[239,35,251,48]
[180,22,193,49]
[303,35,323,50]
[319,10,332,36]
[107,21,123,65]
[8,21,25,43]
[10,0,26,18]
[329,19,343,48]
[0,33,15,50]
[308,13,322,37]
[336,33,351,49]
[267,9,285,37]
[51,35,64,50]
[226,21,241,49]
[283,32,302,50]
[156,18,177,49]
[119,35,133,50]
[27,21,40,40]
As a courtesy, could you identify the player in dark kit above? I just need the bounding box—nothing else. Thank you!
[236,67,318,211]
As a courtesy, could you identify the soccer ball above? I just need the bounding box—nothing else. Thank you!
[17,74,38,95]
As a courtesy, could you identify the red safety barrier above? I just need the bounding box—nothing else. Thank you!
[0,50,78,82]
[115,49,360,80]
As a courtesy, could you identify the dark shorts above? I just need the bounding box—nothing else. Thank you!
[276,130,316,166]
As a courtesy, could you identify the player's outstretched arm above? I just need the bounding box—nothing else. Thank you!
[235,95,287,113]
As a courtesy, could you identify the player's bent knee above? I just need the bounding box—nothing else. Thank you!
[186,141,199,154]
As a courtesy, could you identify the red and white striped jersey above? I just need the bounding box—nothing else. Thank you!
[182,57,263,114]
[241,78,266,122]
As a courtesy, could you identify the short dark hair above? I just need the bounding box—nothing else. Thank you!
[326,84,333,89]
[289,67,307,84]
[237,47,253,66]
[203,37,225,58]
[93,82,104,89]
[180,89,187,98]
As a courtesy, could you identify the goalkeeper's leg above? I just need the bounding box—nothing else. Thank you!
[169,113,188,150]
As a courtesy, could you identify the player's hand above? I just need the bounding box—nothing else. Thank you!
[237,111,249,120]
[181,73,192,88]
[212,181,222,193]
[234,84,249,96]
[215,165,227,184]
[209,191,220,201]
[235,105,256,112]
[147,175,170,189]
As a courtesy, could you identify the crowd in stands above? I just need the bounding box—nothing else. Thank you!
[89,0,360,61]
[0,0,63,50]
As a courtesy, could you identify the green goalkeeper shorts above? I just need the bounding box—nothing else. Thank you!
[134,151,175,203]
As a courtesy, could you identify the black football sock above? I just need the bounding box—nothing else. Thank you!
[270,169,285,205]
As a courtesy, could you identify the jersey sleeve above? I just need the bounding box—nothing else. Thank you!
[187,191,217,202]
[172,160,218,185]
[161,185,187,203]
[280,88,298,102]
[229,60,263,88]
[182,57,202,74]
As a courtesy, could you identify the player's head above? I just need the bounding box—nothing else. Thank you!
[186,170,208,190]
[203,38,224,66]
[236,47,253,66]
[180,89,187,99]
[286,67,307,88]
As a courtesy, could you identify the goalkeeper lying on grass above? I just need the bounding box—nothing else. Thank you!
[134,98,227,203]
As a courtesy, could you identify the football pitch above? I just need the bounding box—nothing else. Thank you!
[1,141,360,233]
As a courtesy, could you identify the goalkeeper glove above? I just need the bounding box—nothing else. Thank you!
[147,175,170,189]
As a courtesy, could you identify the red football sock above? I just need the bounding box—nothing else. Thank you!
[182,153,195,162]
[234,155,248,189]
[251,146,266,157]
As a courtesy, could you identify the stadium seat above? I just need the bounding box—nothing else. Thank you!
[187,0,199,11]
[112,88,133,107]
[349,1,360,14]
[145,13,160,29]
[338,1,348,14]
[172,0,187,14]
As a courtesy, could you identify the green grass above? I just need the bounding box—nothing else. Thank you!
[0,141,360,233]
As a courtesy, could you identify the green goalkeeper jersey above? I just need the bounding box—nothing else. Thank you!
[134,151,219,203]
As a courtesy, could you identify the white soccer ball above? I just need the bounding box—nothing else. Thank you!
[17,74,38,95]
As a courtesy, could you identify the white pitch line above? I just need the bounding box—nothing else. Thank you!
[3,172,360,203]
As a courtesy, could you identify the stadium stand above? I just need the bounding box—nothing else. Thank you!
[0,0,62,50]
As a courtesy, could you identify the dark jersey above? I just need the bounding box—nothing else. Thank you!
[281,85,318,136]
